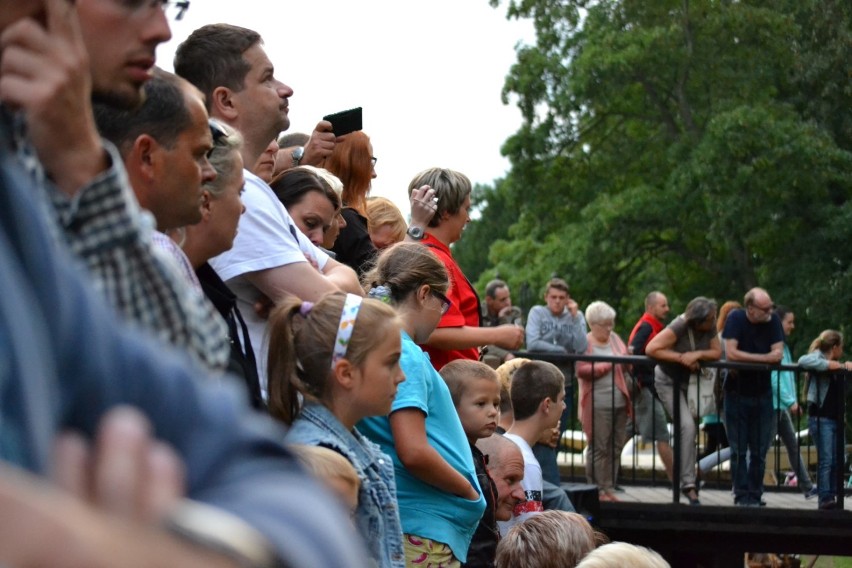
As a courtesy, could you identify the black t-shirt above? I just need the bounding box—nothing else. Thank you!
[722,309,784,396]
[629,321,655,387]
[330,208,377,278]
[464,444,499,568]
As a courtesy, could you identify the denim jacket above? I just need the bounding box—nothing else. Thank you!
[286,403,405,568]
[798,351,832,409]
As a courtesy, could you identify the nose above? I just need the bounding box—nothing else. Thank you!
[511,484,526,501]
[371,163,377,179]
[144,6,173,46]
[337,213,347,230]
[201,159,217,185]
[239,198,246,216]
[276,80,294,99]
[395,369,406,385]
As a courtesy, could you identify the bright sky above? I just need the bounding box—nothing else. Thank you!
[158,1,534,217]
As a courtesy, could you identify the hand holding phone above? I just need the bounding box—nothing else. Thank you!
[322,107,362,136]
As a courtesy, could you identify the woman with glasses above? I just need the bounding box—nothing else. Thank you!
[359,243,485,567]
[576,301,632,501]
[408,167,523,371]
[323,131,379,276]
[646,297,722,505]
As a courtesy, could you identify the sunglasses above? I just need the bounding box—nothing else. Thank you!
[431,290,452,315]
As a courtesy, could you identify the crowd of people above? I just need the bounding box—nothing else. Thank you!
[0,2,845,568]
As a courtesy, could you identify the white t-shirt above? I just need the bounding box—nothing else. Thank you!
[497,433,544,536]
[210,170,330,391]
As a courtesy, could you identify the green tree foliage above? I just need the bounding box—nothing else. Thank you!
[457,0,852,346]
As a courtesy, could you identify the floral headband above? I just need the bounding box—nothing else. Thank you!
[330,294,363,369]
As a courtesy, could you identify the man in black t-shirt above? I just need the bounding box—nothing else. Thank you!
[721,287,784,506]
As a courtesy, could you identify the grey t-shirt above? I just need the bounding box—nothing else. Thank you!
[656,315,715,381]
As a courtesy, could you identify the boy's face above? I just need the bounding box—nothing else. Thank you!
[456,378,501,442]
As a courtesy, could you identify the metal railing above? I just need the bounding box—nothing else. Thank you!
[514,350,849,507]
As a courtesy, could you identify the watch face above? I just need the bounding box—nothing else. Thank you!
[292,146,305,166]
[407,226,424,239]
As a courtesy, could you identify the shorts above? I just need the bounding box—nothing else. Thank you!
[404,534,460,567]
[633,386,670,443]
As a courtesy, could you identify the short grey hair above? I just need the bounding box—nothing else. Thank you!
[407,167,471,228]
[585,300,616,325]
[496,511,598,568]
[684,296,717,327]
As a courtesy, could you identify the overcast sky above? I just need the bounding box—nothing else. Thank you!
[158,1,534,217]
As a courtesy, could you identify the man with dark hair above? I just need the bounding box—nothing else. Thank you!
[174,24,362,391]
[627,291,674,482]
[481,279,523,369]
[0,3,366,566]
[499,361,566,535]
[524,277,588,486]
[93,70,216,230]
[1,0,229,372]
[723,287,784,507]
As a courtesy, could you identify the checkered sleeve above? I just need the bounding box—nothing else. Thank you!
[46,143,230,373]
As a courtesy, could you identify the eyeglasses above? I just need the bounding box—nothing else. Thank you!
[207,119,229,158]
[591,321,614,329]
[120,0,191,21]
[431,290,452,315]
[209,119,229,145]
[750,302,775,313]
[370,157,378,167]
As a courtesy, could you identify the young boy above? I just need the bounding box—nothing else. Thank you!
[440,360,502,568]
[497,360,566,534]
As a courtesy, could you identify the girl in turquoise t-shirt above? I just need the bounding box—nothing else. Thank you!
[359,243,486,567]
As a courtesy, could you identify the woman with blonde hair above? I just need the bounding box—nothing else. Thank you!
[798,330,852,510]
[366,196,406,250]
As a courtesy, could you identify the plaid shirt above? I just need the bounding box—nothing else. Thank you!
[7,110,229,372]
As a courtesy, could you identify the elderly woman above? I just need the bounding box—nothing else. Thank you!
[408,167,524,370]
[576,301,632,501]
[646,297,721,505]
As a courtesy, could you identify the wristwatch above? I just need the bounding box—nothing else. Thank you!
[406,225,425,240]
[291,146,305,167]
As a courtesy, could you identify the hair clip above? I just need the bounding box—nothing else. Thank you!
[367,285,393,305]
[299,301,314,318]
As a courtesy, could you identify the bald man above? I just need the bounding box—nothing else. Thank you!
[721,287,784,507]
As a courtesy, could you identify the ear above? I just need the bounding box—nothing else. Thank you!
[199,190,214,222]
[130,134,159,181]
[539,396,552,416]
[332,358,357,391]
[211,86,239,122]
[415,284,431,308]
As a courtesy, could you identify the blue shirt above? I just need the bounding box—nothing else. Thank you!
[286,403,405,568]
[722,309,783,396]
[359,331,485,562]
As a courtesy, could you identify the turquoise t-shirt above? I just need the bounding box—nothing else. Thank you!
[358,331,485,562]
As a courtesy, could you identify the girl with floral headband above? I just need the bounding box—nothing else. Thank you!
[359,242,486,568]
[267,291,406,567]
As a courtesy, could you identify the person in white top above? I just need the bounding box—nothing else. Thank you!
[174,24,362,389]
[497,361,566,535]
